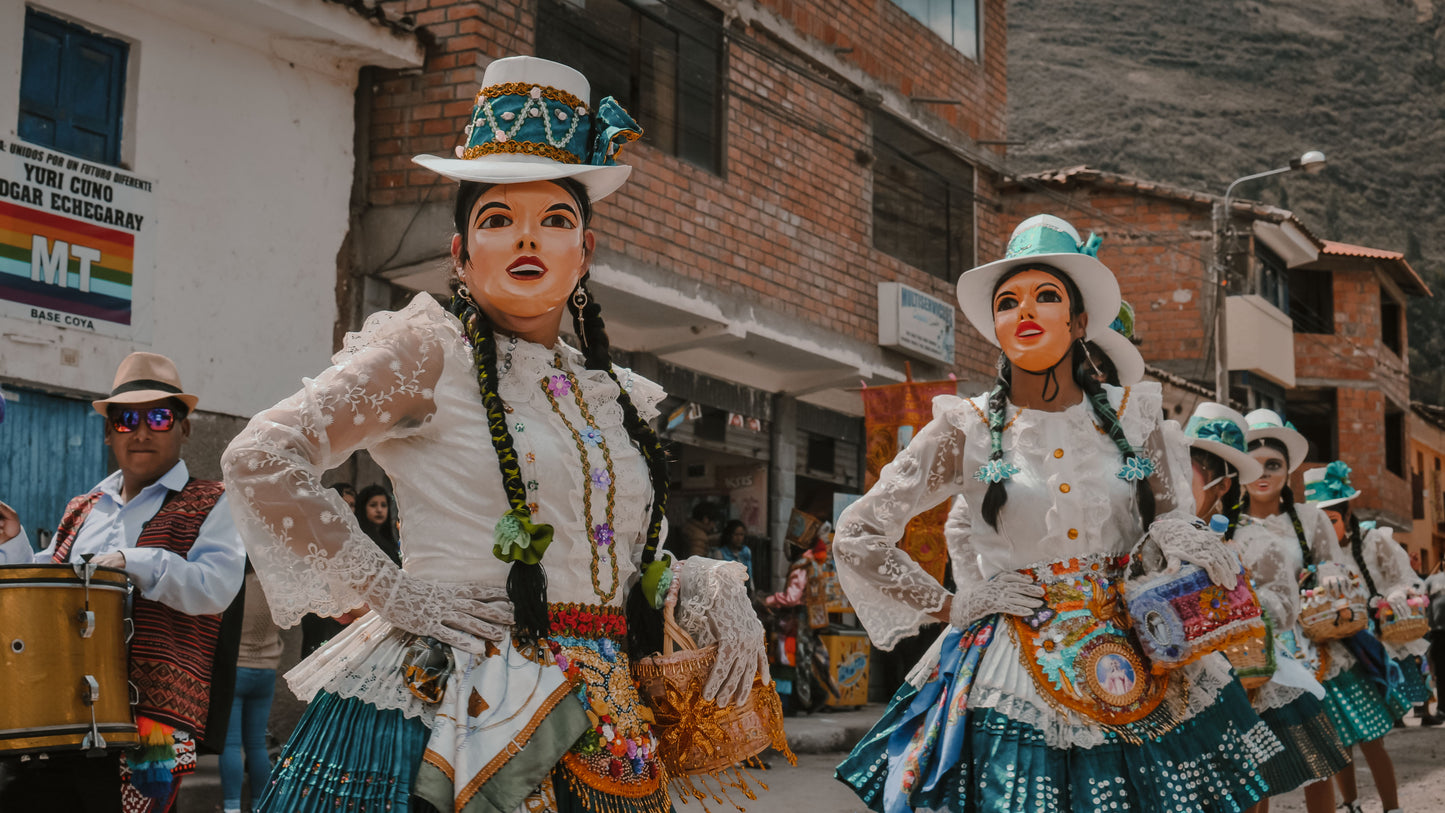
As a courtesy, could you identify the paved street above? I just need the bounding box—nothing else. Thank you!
[174,703,1445,812]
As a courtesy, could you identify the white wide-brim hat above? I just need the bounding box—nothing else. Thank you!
[1092,329,1145,386]
[1303,462,1362,509]
[412,56,638,202]
[1244,408,1309,472]
[956,214,1121,346]
[1183,402,1263,485]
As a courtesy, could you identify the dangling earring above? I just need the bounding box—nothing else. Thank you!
[1080,339,1104,380]
[457,283,473,303]
[571,286,589,310]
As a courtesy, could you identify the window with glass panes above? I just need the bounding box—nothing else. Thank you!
[890,0,979,60]
[537,0,723,173]
[872,113,975,282]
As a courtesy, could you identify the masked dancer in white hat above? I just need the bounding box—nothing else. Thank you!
[1233,415,1399,813]
[834,215,1286,812]
[1302,460,1420,813]
[1184,406,1348,813]
[223,56,775,813]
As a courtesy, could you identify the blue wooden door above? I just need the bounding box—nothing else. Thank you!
[0,386,109,549]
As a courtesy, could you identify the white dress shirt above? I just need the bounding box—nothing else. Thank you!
[0,460,243,615]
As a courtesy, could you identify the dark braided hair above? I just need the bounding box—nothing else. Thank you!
[1339,503,1380,600]
[979,265,1155,530]
[1190,447,1242,541]
[450,178,669,654]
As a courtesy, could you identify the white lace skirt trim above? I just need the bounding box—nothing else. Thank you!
[964,625,1232,749]
[285,613,438,724]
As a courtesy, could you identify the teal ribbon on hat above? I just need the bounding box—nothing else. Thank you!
[587,97,641,166]
[1184,416,1247,453]
[1003,223,1102,260]
[1305,460,1358,503]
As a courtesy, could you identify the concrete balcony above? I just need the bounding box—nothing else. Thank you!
[1226,294,1296,387]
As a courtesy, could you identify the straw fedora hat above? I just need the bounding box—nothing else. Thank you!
[91,352,199,415]
[412,56,640,202]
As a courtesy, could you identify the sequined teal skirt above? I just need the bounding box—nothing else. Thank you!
[1321,665,1398,747]
[835,620,1275,813]
[1394,655,1432,706]
[1253,692,1349,791]
[257,690,431,813]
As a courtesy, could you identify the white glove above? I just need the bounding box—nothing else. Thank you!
[675,558,770,707]
[947,572,1044,628]
[362,564,512,655]
[1148,516,1239,590]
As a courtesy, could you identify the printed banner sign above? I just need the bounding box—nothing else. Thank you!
[0,136,154,339]
[861,379,958,584]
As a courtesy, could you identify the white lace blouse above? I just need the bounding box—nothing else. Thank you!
[1232,505,1356,632]
[222,293,666,628]
[834,383,1193,650]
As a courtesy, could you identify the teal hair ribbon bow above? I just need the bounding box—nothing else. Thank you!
[588,97,642,166]
[1185,417,1246,453]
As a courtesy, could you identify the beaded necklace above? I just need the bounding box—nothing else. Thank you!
[540,352,621,602]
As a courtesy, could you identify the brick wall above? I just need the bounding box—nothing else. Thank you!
[364,0,1010,380]
[1001,187,1213,381]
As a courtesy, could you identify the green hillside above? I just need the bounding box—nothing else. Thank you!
[1007,0,1445,399]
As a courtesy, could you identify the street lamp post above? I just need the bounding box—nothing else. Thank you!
[1212,150,1326,401]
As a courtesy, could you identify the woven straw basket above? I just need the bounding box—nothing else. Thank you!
[630,604,793,777]
[1221,614,1275,689]
[1377,598,1431,644]
[1299,581,1368,641]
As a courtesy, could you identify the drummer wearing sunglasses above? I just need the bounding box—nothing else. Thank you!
[0,352,245,813]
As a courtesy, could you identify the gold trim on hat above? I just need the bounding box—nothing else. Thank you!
[476,82,588,112]
[461,140,583,164]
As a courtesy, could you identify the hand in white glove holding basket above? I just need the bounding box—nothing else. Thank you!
[1144,516,1239,591]
[674,557,770,707]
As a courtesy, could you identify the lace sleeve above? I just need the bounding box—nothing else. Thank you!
[221,298,446,627]
[943,499,984,586]
[833,401,963,650]
[1134,388,1193,522]
[1367,527,1424,599]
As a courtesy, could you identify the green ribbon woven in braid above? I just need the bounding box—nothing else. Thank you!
[454,297,554,644]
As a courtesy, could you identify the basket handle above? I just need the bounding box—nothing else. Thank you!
[661,597,698,656]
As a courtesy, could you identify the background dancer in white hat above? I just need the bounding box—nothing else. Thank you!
[834,214,1283,813]
[1185,406,1349,813]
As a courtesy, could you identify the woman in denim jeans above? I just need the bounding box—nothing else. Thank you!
[221,563,282,813]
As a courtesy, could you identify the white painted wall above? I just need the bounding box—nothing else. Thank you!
[1226,293,1297,388]
[0,0,420,417]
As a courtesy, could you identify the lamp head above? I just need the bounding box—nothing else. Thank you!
[1292,150,1327,174]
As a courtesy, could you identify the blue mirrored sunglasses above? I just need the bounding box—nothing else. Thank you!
[109,407,178,433]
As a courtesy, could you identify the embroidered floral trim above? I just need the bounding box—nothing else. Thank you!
[548,602,627,640]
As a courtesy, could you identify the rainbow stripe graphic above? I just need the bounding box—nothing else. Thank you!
[0,199,133,325]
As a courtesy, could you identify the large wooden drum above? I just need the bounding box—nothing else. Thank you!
[0,563,137,755]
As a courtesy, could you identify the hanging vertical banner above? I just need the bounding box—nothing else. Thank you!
[0,135,155,340]
[861,379,958,584]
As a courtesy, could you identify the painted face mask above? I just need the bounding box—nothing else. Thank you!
[463,180,590,322]
[992,268,1077,373]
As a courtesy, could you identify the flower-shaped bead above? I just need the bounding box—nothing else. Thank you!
[546,374,572,398]
[974,459,1020,484]
[590,468,612,488]
[1117,456,1156,482]
[582,426,604,446]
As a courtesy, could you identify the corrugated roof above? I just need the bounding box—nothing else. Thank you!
[1007,165,1323,245]
[1321,240,1403,260]
[1317,241,1430,297]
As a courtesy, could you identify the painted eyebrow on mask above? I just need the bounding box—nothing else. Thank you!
[475,201,511,222]
[544,202,578,216]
